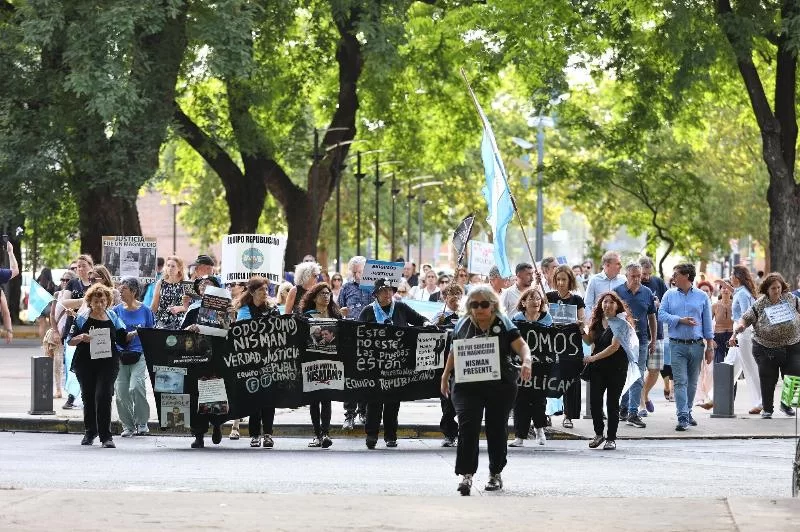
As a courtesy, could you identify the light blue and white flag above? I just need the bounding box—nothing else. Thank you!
[27,279,54,322]
[463,73,515,278]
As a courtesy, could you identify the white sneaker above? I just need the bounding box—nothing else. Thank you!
[509,437,524,447]
[120,428,135,438]
[536,428,546,446]
[135,424,149,436]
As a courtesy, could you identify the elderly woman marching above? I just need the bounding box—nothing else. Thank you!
[729,272,800,418]
[440,285,533,495]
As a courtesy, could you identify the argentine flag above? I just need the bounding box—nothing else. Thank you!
[474,99,514,278]
[28,279,54,322]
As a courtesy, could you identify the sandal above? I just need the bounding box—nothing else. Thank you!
[562,418,573,429]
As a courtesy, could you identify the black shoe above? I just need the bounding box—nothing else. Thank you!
[101,439,116,449]
[366,436,378,449]
[688,415,698,427]
[780,403,796,417]
[626,414,647,428]
[80,433,96,446]
[321,434,333,449]
[588,434,605,448]
[484,473,503,491]
[191,435,205,449]
[385,440,398,448]
[212,425,222,444]
[63,395,76,410]
[457,474,472,496]
[441,436,456,447]
[618,409,627,421]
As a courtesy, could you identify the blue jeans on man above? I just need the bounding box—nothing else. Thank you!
[619,340,649,416]
[670,341,704,424]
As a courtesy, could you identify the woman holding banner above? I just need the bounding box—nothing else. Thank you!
[441,285,533,495]
[151,256,186,330]
[235,276,281,448]
[510,288,552,447]
[546,265,586,429]
[582,292,635,451]
[301,282,343,449]
[359,279,428,449]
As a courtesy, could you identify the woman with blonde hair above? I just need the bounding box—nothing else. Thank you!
[151,255,186,329]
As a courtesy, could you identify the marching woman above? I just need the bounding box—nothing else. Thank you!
[284,262,321,314]
[359,279,428,449]
[510,288,552,447]
[151,256,186,330]
[67,284,132,448]
[235,277,281,448]
[546,265,586,428]
[300,282,343,449]
[441,285,533,495]
[113,278,155,437]
[730,265,763,414]
[729,273,800,418]
[582,292,637,451]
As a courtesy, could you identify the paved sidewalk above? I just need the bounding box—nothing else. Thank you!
[0,490,798,531]
[2,333,799,440]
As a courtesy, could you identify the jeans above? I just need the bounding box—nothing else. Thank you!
[670,341,704,423]
[620,341,649,415]
[713,331,732,364]
[73,357,119,442]
[115,357,150,431]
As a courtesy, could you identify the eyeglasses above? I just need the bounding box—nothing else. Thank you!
[317,291,331,297]
[469,301,492,309]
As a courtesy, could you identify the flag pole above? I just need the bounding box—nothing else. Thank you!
[459,68,542,281]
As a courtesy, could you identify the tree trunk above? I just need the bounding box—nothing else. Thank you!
[77,186,142,262]
[767,174,800,288]
[283,191,323,268]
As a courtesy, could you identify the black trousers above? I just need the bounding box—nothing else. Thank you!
[563,378,582,419]
[440,393,458,440]
[310,399,332,437]
[713,331,732,364]
[365,401,400,441]
[73,357,119,442]
[451,380,517,476]
[753,341,800,413]
[513,385,547,438]
[249,407,275,436]
[589,365,626,440]
[343,401,367,419]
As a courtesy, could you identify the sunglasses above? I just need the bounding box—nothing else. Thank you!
[88,276,98,282]
[469,301,492,309]
[60,278,70,283]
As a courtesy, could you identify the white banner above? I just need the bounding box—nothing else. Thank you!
[221,234,286,285]
[360,260,404,289]
[102,236,158,282]
[453,336,501,383]
[468,241,494,276]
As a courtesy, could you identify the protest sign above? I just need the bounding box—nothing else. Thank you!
[89,328,112,360]
[516,321,583,397]
[221,234,286,284]
[360,260,404,289]
[467,241,494,276]
[549,303,578,324]
[102,236,158,282]
[453,336,501,383]
[161,393,190,429]
[195,286,232,337]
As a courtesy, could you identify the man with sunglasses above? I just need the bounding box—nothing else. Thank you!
[358,278,428,449]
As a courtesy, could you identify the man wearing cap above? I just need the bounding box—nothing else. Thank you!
[358,278,428,449]
[192,254,216,279]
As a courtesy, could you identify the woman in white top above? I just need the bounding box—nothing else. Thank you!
[409,270,440,301]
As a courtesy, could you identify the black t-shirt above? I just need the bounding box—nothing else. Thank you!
[546,291,586,309]
[453,314,522,385]
[68,316,127,367]
[67,278,92,299]
[590,325,628,373]
[248,303,280,319]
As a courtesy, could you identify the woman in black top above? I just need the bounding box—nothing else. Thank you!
[582,292,633,451]
[441,285,533,495]
[284,262,320,314]
[358,279,428,449]
[66,284,131,448]
[235,276,280,449]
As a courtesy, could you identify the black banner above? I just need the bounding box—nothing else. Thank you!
[514,321,584,398]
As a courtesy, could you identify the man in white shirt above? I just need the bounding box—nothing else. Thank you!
[584,250,626,312]
[540,256,558,293]
[501,263,534,315]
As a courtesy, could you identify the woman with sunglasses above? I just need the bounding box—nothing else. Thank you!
[429,275,452,302]
[330,274,344,303]
[509,288,552,447]
[235,277,281,448]
[441,285,533,495]
[300,282,343,448]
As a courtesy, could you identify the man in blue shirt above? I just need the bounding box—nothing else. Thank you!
[658,263,714,431]
[639,256,669,411]
[584,250,626,312]
[615,262,656,428]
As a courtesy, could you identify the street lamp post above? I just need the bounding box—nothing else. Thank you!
[405,176,434,261]
[326,139,365,272]
[374,157,382,260]
[390,173,400,260]
[409,180,443,264]
[417,196,426,265]
[355,152,366,256]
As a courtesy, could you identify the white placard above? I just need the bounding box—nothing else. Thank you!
[197,378,229,415]
[549,303,578,324]
[764,303,795,325]
[415,332,448,371]
[468,241,495,276]
[221,234,286,285]
[302,360,345,392]
[195,286,232,337]
[160,393,190,429]
[453,336,501,383]
[360,260,404,289]
[89,327,113,359]
[102,236,158,282]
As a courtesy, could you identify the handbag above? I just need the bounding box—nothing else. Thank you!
[119,350,142,365]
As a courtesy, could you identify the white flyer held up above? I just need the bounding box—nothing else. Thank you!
[453,336,501,383]
[89,327,113,359]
